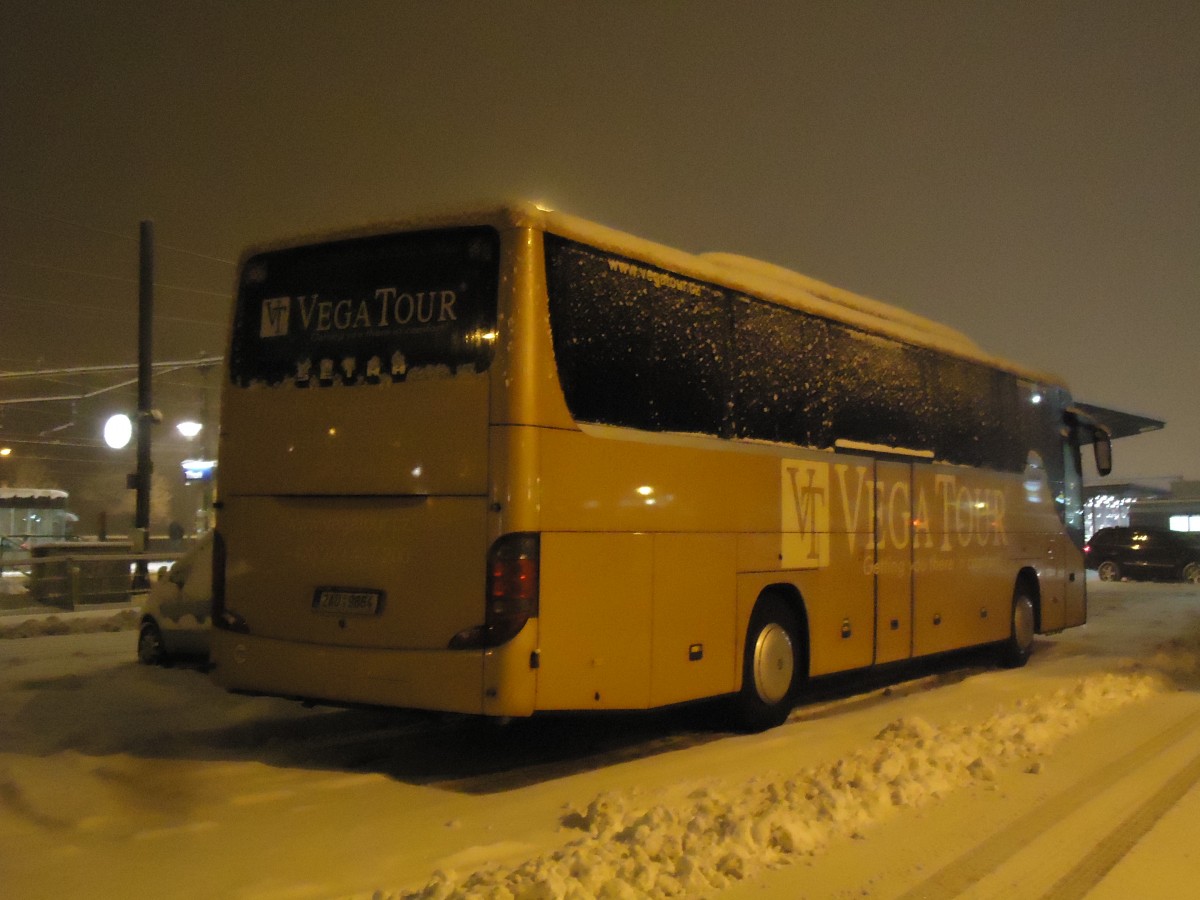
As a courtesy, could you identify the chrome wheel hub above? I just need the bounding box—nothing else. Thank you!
[1013,596,1035,652]
[753,622,795,704]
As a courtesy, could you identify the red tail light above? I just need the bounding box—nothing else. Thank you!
[450,532,539,649]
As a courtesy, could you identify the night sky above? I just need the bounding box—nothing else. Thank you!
[2,1,1197,482]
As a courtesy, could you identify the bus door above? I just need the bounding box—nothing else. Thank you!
[874,459,914,664]
[1060,423,1088,628]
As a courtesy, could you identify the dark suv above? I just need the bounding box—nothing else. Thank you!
[1084,527,1200,583]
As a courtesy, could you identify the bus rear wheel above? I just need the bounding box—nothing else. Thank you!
[999,590,1035,668]
[733,595,803,732]
[137,621,167,666]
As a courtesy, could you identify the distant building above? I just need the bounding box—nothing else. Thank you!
[1084,478,1200,538]
[1129,479,1200,534]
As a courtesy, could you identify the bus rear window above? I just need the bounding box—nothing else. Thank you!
[229,227,500,387]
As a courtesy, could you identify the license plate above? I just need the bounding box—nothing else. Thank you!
[313,587,384,616]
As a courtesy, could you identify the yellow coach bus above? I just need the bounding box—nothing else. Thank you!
[210,204,1112,730]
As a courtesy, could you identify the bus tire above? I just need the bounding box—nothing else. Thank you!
[733,595,803,732]
[999,589,1035,668]
[138,621,168,666]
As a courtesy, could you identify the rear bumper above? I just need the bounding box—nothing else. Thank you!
[210,629,497,714]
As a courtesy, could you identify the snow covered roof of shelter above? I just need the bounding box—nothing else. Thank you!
[0,488,68,501]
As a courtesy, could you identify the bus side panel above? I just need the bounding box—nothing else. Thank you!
[912,466,1015,656]
[1036,523,1087,632]
[1038,535,1069,633]
[649,533,738,707]
[535,532,654,710]
[792,542,876,676]
[785,458,877,677]
[1062,545,1087,628]
[874,460,915,665]
[536,428,765,535]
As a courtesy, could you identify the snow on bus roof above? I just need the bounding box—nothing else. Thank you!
[238,201,1064,387]
[529,205,1064,386]
[698,252,981,353]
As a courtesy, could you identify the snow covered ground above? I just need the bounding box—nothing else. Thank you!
[3,578,1200,899]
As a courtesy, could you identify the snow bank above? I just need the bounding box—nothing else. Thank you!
[0,609,137,639]
[390,671,1163,900]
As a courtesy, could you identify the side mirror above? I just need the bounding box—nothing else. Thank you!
[1093,431,1112,476]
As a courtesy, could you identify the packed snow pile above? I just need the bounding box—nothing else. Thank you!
[393,670,1163,900]
[0,608,137,639]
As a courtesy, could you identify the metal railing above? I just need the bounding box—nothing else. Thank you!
[0,543,188,611]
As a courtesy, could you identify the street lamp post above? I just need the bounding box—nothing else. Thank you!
[132,220,154,587]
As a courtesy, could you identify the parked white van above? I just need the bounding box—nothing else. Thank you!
[137,532,212,665]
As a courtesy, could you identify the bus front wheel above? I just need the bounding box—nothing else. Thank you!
[999,590,1035,668]
[733,595,803,732]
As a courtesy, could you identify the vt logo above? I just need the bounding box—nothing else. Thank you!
[260,297,291,338]
[781,459,829,568]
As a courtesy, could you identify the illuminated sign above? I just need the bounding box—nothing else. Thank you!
[181,459,216,483]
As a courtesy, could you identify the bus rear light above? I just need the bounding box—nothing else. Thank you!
[490,556,537,603]
[450,532,539,650]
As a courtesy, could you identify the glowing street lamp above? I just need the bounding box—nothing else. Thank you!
[103,413,133,450]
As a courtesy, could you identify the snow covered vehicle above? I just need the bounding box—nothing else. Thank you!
[137,532,213,665]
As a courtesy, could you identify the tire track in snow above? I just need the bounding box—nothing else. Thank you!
[895,704,1200,900]
[1041,743,1200,899]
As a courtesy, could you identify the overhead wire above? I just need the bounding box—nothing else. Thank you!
[0,289,226,328]
[0,203,231,475]
[0,256,230,299]
[0,200,235,265]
